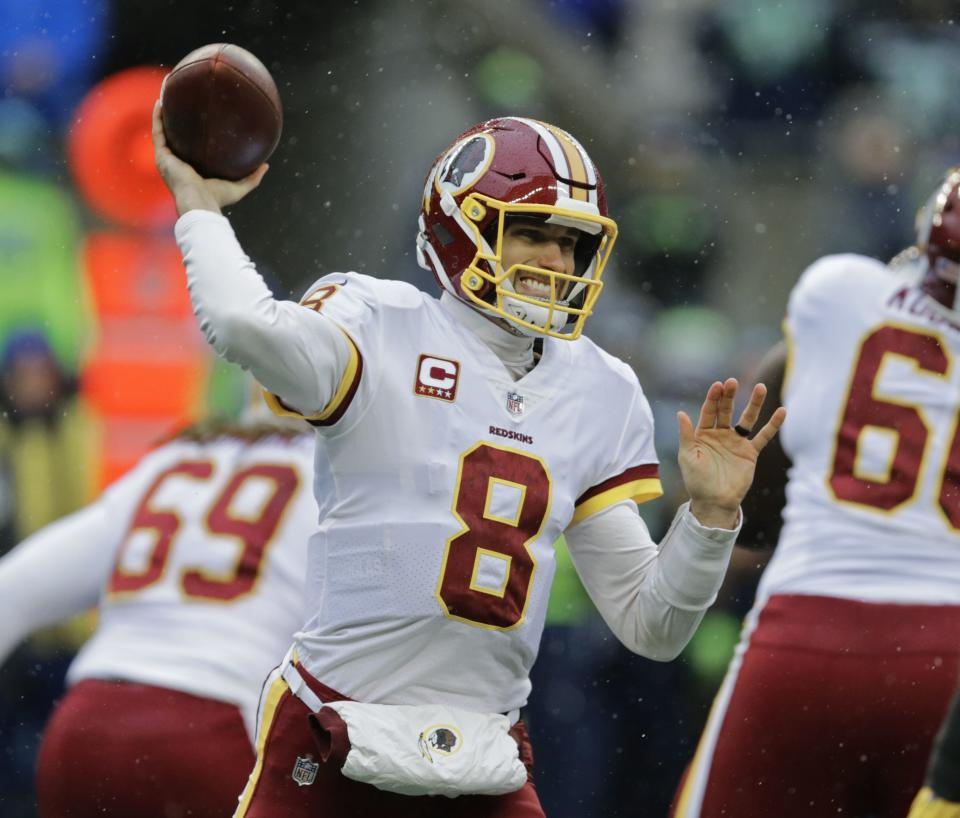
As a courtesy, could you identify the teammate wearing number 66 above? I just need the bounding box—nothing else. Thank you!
[154,105,784,818]
[671,168,960,818]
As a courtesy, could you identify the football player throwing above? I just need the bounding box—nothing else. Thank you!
[154,106,784,818]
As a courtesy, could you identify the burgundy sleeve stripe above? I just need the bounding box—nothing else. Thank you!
[575,463,660,506]
[308,348,364,428]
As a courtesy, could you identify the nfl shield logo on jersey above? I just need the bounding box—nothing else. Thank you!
[506,390,524,416]
[292,754,319,786]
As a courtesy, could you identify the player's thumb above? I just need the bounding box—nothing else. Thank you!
[214,164,269,207]
[677,411,694,449]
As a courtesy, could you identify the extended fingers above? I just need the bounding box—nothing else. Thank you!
[734,382,768,433]
[696,382,724,429]
[715,377,738,428]
[751,406,787,452]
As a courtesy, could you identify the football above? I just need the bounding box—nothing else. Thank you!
[160,43,282,181]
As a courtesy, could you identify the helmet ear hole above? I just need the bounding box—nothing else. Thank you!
[431,222,455,247]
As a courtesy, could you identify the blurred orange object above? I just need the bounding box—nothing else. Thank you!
[84,233,194,318]
[68,66,175,228]
[82,356,206,418]
[80,229,210,486]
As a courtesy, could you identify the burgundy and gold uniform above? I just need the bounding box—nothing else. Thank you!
[169,115,750,818]
[673,254,960,818]
[0,424,315,818]
[263,271,662,716]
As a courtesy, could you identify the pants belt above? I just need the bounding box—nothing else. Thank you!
[281,659,521,724]
[281,661,324,713]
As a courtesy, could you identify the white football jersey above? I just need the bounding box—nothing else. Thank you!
[757,253,960,603]
[266,273,663,715]
[66,429,316,739]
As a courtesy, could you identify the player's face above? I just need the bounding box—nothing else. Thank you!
[500,219,579,300]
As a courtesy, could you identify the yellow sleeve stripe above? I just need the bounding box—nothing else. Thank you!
[570,477,663,526]
[262,327,362,424]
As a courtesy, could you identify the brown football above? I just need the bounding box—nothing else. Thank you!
[160,43,282,181]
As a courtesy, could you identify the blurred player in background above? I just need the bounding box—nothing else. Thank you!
[0,413,316,818]
[154,106,784,817]
[908,683,960,817]
[671,167,960,818]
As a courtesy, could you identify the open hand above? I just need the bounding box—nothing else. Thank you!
[677,378,786,529]
[152,97,268,216]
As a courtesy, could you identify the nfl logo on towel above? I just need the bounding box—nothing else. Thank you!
[292,754,319,786]
[506,390,524,416]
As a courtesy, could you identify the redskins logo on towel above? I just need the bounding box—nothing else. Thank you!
[417,724,463,763]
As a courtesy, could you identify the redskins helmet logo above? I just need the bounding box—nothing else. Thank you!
[435,133,494,196]
[417,724,463,763]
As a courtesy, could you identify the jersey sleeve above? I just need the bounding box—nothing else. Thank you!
[783,253,890,403]
[0,460,153,665]
[262,273,381,428]
[570,379,663,526]
[787,253,887,333]
[176,211,361,420]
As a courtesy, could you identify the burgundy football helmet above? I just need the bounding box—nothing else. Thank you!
[917,166,960,311]
[416,117,618,339]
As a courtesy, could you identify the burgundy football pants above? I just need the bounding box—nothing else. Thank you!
[672,595,960,818]
[37,679,255,818]
[235,663,545,818]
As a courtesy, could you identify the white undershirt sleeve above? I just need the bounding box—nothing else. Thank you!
[0,502,117,665]
[174,209,351,415]
[564,500,741,661]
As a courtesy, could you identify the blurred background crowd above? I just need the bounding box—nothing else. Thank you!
[0,0,958,815]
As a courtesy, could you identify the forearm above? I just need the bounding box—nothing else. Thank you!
[0,504,115,665]
[174,210,349,413]
[565,500,739,661]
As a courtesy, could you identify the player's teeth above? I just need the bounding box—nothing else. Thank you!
[519,276,551,295]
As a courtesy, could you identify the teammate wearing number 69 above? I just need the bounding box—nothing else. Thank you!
[0,416,316,817]
[154,107,784,818]
[671,168,960,818]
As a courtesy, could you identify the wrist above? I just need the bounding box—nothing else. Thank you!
[174,187,222,217]
[688,501,740,530]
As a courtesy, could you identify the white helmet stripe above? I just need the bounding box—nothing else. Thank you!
[508,117,597,206]
[508,117,571,200]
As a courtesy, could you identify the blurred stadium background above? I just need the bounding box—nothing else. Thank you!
[0,0,958,815]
